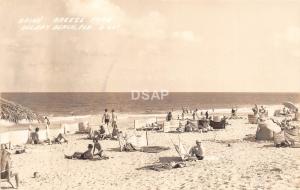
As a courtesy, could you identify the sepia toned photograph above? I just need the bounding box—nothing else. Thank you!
[0,0,300,189]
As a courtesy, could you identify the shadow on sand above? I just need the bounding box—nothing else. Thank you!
[158,156,182,163]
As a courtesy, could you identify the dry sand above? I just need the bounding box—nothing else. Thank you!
[3,115,300,190]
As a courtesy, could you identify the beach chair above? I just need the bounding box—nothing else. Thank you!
[210,119,226,129]
[0,150,19,189]
[173,141,191,161]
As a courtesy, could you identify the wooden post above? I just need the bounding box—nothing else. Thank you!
[146,131,149,146]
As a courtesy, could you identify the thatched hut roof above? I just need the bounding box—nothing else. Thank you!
[0,98,43,123]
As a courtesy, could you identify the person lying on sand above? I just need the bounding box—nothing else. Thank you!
[189,140,205,160]
[53,133,68,144]
[65,144,93,160]
[93,139,103,157]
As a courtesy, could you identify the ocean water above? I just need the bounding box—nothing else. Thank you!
[1,92,300,116]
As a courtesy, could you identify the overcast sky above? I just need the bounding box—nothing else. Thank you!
[0,0,299,92]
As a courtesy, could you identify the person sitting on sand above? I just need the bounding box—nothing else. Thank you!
[93,139,103,157]
[184,121,193,132]
[65,144,94,160]
[31,127,41,144]
[99,125,106,139]
[53,133,68,144]
[176,122,185,133]
[189,140,205,160]
[111,124,119,140]
[231,108,237,117]
[259,106,266,114]
[252,104,258,115]
[201,119,213,132]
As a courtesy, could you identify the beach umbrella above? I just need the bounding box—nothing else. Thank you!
[0,98,43,123]
[282,101,298,112]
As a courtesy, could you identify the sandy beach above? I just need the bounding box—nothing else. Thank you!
[1,108,299,190]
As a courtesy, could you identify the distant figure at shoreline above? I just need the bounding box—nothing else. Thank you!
[231,107,237,117]
[205,111,209,119]
[166,112,173,121]
[192,109,196,120]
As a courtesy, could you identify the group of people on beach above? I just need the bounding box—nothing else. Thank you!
[65,108,119,160]
[165,108,225,133]
[27,116,68,145]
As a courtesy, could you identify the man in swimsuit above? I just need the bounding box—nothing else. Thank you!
[102,109,110,128]
[93,139,103,157]
[31,127,41,144]
[65,144,93,160]
[111,109,117,127]
[189,140,205,160]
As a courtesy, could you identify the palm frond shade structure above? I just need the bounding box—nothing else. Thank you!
[0,98,43,123]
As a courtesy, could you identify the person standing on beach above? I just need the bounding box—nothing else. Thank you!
[205,111,209,119]
[102,109,110,127]
[111,109,117,127]
[44,116,51,142]
[166,112,173,121]
[192,110,196,120]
